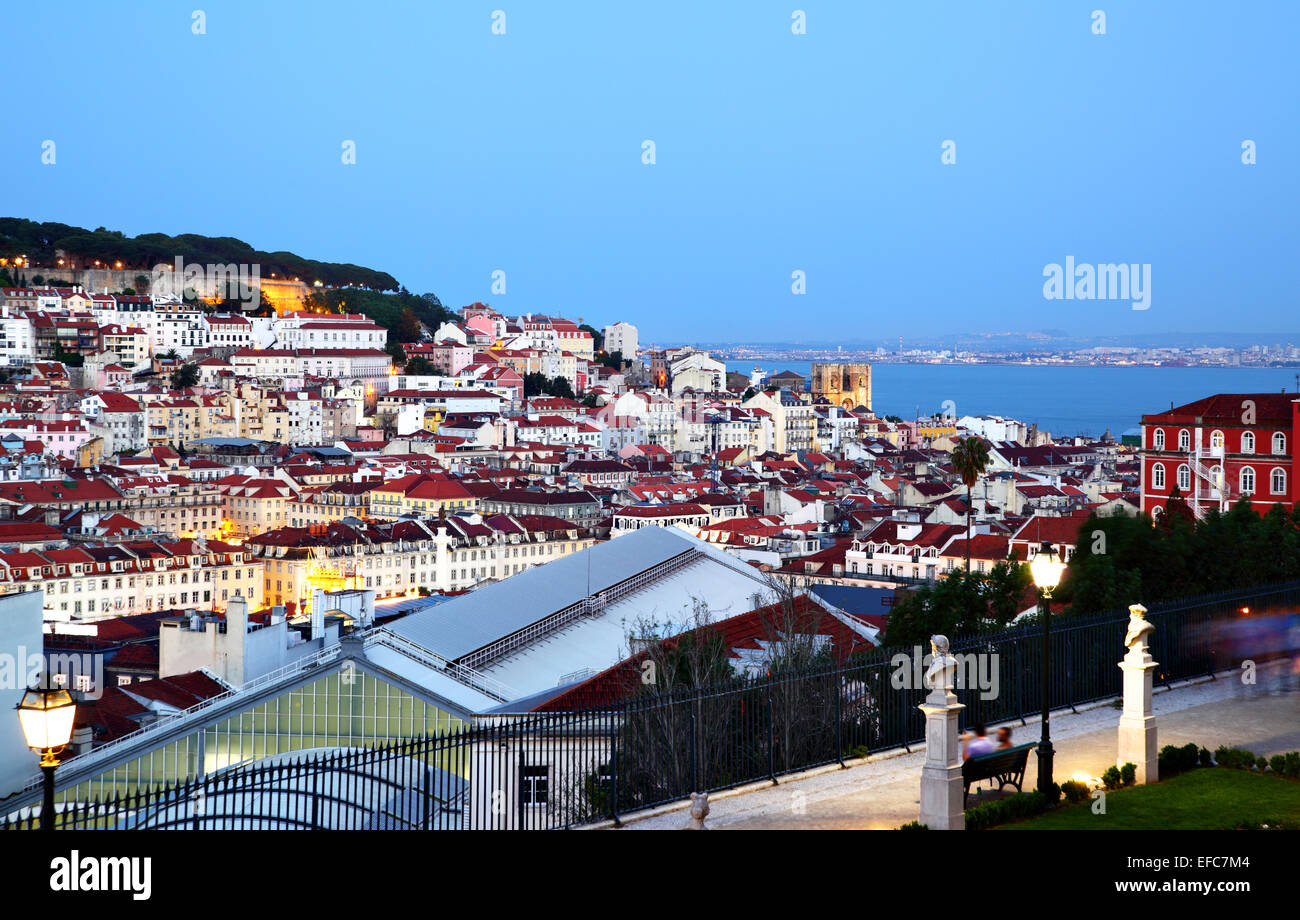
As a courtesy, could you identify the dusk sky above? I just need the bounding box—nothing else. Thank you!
[5,1,1297,344]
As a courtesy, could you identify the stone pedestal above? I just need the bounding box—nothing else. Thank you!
[1117,610,1159,784]
[918,687,965,830]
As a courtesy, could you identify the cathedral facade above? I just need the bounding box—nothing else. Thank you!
[811,362,872,411]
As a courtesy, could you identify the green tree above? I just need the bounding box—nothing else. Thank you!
[579,323,603,352]
[550,376,575,400]
[170,363,200,390]
[395,308,422,343]
[949,436,990,573]
[405,356,434,376]
[523,372,549,398]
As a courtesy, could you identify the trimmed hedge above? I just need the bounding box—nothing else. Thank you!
[966,789,1050,831]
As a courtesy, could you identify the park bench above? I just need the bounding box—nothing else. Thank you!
[962,742,1035,807]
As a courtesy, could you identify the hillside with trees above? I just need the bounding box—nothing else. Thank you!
[303,288,454,338]
[0,218,398,290]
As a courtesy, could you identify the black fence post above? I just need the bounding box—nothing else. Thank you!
[311,757,321,830]
[834,672,844,768]
[766,683,776,784]
[688,699,697,793]
[1066,634,1077,713]
[609,710,621,828]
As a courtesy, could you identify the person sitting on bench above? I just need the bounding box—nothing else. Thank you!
[961,723,995,759]
[996,726,1013,749]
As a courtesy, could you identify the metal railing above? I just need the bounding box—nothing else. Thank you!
[6,577,1297,830]
[12,642,346,795]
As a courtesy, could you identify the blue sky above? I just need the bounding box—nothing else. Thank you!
[4,1,1297,344]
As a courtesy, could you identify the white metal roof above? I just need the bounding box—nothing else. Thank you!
[385,526,742,660]
[480,553,769,700]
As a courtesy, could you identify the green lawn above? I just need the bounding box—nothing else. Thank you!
[1001,768,1300,829]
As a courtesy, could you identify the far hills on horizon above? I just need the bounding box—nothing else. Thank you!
[679,331,1299,353]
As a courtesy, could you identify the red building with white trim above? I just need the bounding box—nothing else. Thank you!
[1139,393,1299,518]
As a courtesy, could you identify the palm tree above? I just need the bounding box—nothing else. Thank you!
[950,436,990,573]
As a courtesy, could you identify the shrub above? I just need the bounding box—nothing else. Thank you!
[1256,757,1269,772]
[1102,766,1123,790]
[1199,747,1213,767]
[1214,746,1256,770]
[966,790,1048,831]
[1159,743,1201,777]
[1284,752,1300,780]
[898,820,928,830]
[1061,780,1090,804]
[1270,754,1287,775]
[1120,762,1137,786]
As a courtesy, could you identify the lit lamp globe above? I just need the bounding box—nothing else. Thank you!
[1029,542,1065,597]
[17,686,76,765]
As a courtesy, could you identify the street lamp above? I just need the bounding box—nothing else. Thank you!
[1029,541,1065,795]
[16,683,76,831]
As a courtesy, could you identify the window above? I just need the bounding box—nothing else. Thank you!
[1153,429,1165,450]
[1271,468,1286,495]
[1273,432,1286,455]
[1242,431,1255,455]
[1151,463,1166,490]
[1178,429,1190,451]
[1211,430,1224,450]
[1241,466,1256,494]
[1177,465,1191,491]
[521,766,549,805]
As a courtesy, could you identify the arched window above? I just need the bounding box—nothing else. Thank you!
[1178,429,1190,450]
[1240,466,1256,494]
[1210,465,1224,490]
[1273,432,1286,455]
[1153,429,1165,450]
[1210,430,1224,450]
[1271,468,1286,494]
[1177,465,1191,491]
[1241,431,1255,454]
[1152,463,1166,490]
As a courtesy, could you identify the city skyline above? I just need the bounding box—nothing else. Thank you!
[3,1,1297,342]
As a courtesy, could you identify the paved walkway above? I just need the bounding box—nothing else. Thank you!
[603,664,1300,830]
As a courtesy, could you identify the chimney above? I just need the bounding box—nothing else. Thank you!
[227,595,248,634]
[310,588,325,640]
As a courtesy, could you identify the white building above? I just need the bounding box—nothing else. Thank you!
[0,591,43,799]
[603,321,638,360]
[159,591,372,686]
[0,309,35,366]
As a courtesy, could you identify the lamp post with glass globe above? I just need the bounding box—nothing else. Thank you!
[16,683,77,831]
[1029,541,1066,795]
